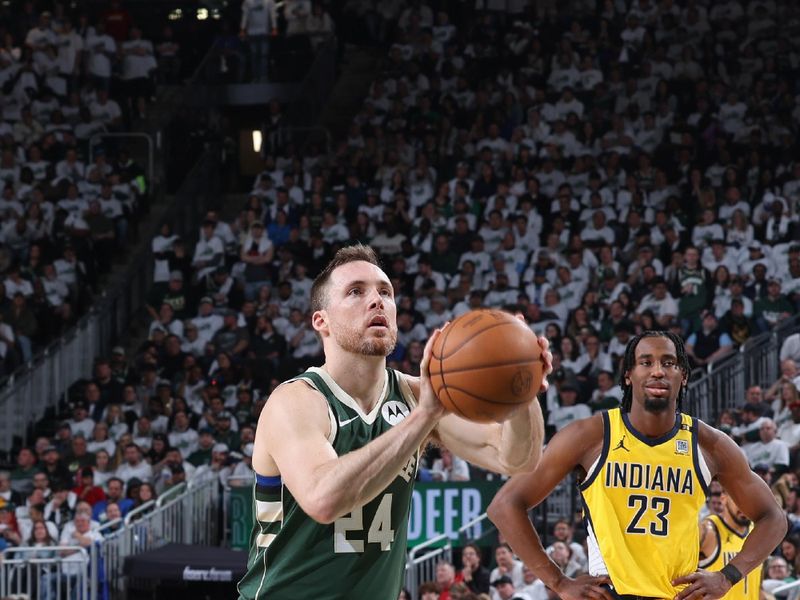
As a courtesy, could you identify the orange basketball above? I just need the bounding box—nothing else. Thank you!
[429,309,543,423]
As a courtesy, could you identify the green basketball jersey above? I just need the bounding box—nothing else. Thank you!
[237,367,419,600]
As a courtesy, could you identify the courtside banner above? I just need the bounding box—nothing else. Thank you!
[228,481,503,550]
[407,481,502,548]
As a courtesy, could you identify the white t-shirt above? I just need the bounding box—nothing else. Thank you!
[121,39,157,80]
[85,32,116,78]
[744,439,790,469]
[115,461,154,484]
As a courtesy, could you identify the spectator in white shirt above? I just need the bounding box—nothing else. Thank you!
[745,419,790,475]
[428,448,469,482]
[121,27,157,109]
[114,443,153,484]
[240,0,278,82]
[84,22,116,90]
[635,277,678,327]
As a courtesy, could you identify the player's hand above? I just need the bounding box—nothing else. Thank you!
[418,324,449,422]
[672,569,731,600]
[514,313,552,394]
[536,335,553,393]
[553,574,613,600]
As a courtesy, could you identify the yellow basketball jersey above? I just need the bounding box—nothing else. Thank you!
[699,514,760,600]
[580,408,711,598]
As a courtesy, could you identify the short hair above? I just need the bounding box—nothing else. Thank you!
[619,331,690,412]
[310,244,382,312]
[463,542,482,560]
[419,582,439,595]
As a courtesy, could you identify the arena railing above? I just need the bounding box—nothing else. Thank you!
[405,533,453,600]
[0,145,222,453]
[94,477,219,600]
[0,545,93,600]
[684,314,800,425]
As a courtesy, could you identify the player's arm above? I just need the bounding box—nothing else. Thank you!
[674,424,787,600]
[698,518,719,567]
[404,336,552,475]
[254,331,445,524]
[487,415,612,600]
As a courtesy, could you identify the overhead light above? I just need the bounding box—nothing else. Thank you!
[252,131,262,153]
[197,8,209,20]
[168,8,183,20]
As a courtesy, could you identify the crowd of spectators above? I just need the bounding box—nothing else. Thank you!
[3,0,800,598]
[0,4,157,377]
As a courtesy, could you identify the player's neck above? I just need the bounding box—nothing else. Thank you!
[322,354,387,412]
[627,406,677,438]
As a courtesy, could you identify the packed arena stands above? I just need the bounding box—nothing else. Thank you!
[2,0,800,598]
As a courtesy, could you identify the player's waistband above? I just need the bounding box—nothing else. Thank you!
[602,585,661,600]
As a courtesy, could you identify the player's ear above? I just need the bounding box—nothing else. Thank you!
[311,309,328,335]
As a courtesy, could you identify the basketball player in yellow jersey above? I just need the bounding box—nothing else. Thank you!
[699,489,761,600]
[488,331,786,600]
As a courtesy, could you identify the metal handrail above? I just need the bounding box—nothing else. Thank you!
[772,578,800,595]
[156,482,187,507]
[97,517,123,534]
[3,545,89,558]
[123,500,156,525]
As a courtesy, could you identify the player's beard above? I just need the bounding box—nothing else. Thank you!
[643,395,670,413]
[730,512,751,527]
[332,320,397,357]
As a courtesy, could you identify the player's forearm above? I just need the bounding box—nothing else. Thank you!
[309,408,437,523]
[496,400,544,473]
[488,494,565,589]
[729,509,787,577]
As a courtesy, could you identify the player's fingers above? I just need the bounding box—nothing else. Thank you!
[543,349,553,374]
[514,312,526,323]
[674,588,707,600]
[420,328,442,376]
[672,573,699,587]
[584,585,614,600]
[537,334,550,352]
[673,581,703,600]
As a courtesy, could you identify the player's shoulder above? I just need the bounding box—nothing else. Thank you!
[549,411,605,454]
[261,378,328,420]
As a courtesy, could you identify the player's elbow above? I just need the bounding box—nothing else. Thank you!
[302,494,339,524]
[303,489,349,525]
[487,486,515,525]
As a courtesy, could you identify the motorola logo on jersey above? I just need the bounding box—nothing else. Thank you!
[382,401,410,426]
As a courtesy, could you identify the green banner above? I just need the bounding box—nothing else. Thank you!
[229,485,254,551]
[227,481,502,550]
[407,481,502,548]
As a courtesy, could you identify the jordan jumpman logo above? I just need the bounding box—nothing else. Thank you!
[613,435,630,452]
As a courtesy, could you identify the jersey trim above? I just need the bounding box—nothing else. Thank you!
[579,412,610,491]
[698,517,721,568]
[690,418,712,496]
[256,473,281,487]
[581,496,610,577]
[622,410,681,446]
[307,366,388,424]
[718,515,750,540]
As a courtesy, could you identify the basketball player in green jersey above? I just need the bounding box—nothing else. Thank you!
[488,331,785,600]
[237,245,552,600]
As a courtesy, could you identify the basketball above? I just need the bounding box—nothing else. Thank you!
[429,309,543,423]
